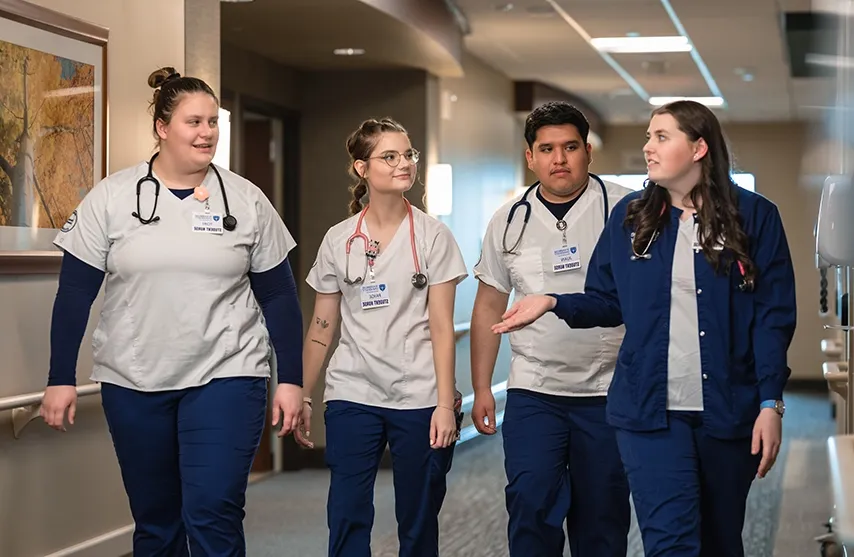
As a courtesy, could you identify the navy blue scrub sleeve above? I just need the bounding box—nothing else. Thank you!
[248,258,304,387]
[750,206,796,402]
[48,253,105,386]
[547,217,624,328]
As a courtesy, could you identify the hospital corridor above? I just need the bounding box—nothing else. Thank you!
[4,0,854,557]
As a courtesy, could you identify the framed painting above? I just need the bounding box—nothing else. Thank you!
[0,0,107,275]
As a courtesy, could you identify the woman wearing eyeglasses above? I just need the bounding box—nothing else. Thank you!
[491,100,796,557]
[295,117,468,557]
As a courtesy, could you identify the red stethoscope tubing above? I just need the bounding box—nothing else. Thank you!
[345,198,422,276]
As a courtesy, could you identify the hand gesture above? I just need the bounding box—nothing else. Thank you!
[491,295,556,334]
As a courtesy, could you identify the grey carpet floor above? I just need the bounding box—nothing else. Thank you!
[244,389,836,557]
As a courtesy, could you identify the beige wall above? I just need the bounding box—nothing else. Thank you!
[591,122,823,382]
[0,1,184,556]
[221,42,299,110]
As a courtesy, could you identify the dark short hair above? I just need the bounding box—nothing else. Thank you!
[524,101,590,148]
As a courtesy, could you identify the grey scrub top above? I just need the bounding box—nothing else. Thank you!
[54,161,297,391]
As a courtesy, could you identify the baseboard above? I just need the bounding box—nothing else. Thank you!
[43,525,133,557]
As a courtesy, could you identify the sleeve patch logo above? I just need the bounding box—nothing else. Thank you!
[60,210,78,233]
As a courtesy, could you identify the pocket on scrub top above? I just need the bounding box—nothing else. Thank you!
[507,249,544,294]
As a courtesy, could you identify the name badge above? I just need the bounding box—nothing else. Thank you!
[360,283,390,310]
[552,245,581,273]
[192,212,224,234]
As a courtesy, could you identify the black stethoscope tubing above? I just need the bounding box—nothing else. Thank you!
[132,152,237,231]
[502,173,609,254]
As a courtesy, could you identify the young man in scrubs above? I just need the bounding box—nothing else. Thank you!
[470,101,633,556]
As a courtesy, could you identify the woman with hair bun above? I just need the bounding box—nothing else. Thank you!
[298,117,467,556]
[41,66,304,555]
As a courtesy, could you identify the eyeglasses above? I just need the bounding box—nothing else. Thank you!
[368,148,420,167]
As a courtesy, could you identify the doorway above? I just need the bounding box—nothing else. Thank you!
[222,93,301,476]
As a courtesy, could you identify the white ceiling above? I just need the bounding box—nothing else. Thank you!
[456,0,835,123]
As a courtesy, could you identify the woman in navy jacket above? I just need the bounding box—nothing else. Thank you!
[492,100,796,557]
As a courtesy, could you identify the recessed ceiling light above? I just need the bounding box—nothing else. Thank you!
[648,96,726,108]
[734,67,755,82]
[334,48,365,56]
[591,36,691,54]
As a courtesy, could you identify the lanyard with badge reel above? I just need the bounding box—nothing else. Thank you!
[191,184,224,235]
[551,214,583,274]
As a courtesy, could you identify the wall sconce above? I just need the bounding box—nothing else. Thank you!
[427,163,453,216]
[213,107,231,170]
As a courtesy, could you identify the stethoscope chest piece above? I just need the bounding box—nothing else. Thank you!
[223,214,237,231]
[411,272,428,290]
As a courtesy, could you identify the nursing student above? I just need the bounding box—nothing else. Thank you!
[492,100,797,557]
[40,67,304,556]
[295,117,467,557]
[471,101,632,556]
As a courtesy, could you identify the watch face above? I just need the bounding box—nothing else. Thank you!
[775,400,786,414]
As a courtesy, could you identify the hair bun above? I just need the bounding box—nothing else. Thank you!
[147,66,180,89]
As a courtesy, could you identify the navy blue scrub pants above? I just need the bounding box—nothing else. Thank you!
[324,400,455,557]
[502,389,631,557]
[615,411,761,557]
[100,377,267,557]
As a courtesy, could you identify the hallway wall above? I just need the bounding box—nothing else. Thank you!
[0,1,184,555]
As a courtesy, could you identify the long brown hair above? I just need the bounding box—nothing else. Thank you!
[624,101,755,284]
[344,117,409,216]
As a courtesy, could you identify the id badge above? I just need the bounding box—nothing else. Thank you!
[360,283,390,310]
[192,212,224,234]
[552,245,581,273]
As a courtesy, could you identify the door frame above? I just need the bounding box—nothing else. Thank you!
[221,90,304,472]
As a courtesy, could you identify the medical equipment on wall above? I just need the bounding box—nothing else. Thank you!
[502,173,610,254]
[133,152,237,231]
[343,198,428,290]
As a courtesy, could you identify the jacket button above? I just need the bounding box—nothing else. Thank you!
[697,288,702,295]
[703,373,708,379]
[700,331,705,337]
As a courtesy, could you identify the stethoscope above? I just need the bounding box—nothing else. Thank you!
[343,198,428,289]
[502,173,609,254]
[629,209,754,292]
[132,152,237,231]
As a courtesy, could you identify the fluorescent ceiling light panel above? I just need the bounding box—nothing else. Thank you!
[591,36,691,53]
[649,96,725,107]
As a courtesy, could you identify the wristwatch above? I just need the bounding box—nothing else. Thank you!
[760,399,785,417]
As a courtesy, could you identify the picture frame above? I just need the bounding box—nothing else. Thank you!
[0,0,107,275]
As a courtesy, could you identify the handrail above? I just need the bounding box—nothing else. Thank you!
[454,321,471,342]
[0,383,101,439]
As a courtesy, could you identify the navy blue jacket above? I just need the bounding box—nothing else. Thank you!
[549,187,797,439]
